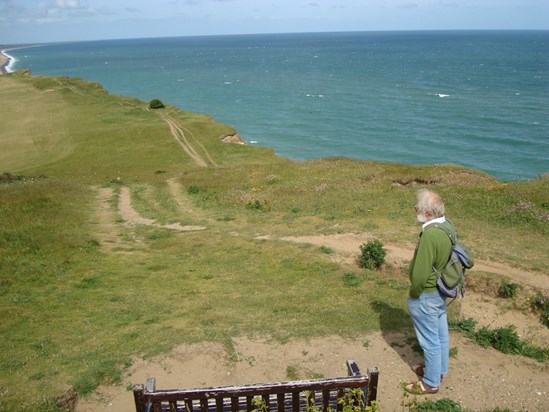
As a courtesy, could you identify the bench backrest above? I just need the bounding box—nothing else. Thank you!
[133,360,379,412]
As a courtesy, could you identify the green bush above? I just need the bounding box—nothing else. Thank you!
[498,281,518,298]
[149,98,165,109]
[358,240,386,270]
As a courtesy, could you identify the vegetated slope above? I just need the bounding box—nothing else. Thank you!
[0,72,547,411]
[0,72,271,183]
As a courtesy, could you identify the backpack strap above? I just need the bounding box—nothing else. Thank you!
[429,220,458,280]
[430,219,458,245]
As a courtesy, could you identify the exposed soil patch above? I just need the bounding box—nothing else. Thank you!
[94,187,125,252]
[77,332,548,412]
[392,178,441,187]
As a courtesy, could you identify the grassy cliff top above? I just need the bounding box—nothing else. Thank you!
[0,72,547,410]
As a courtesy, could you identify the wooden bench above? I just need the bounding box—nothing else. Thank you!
[133,360,379,412]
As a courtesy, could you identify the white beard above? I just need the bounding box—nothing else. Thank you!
[416,212,427,224]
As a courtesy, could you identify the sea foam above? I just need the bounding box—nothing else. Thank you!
[1,51,17,73]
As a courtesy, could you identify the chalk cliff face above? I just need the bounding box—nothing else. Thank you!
[220,132,245,144]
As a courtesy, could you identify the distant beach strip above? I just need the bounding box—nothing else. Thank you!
[0,50,15,73]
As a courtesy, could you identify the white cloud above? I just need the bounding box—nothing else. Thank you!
[55,0,83,8]
[3,0,116,25]
[1,0,548,44]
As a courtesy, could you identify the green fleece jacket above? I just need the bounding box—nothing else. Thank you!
[408,220,454,299]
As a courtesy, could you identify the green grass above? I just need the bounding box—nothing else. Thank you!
[0,72,548,410]
[0,180,410,409]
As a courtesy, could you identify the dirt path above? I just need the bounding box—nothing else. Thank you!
[157,111,215,168]
[94,187,128,252]
[93,186,205,253]
[279,233,549,293]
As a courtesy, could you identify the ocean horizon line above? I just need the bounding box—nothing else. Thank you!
[3,28,549,50]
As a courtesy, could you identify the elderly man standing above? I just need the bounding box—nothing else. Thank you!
[406,189,455,395]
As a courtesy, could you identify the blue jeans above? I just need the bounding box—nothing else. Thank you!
[407,291,449,387]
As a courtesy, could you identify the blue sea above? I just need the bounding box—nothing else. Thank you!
[8,31,549,181]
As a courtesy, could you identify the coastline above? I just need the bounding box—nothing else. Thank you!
[5,33,548,181]
[1,44,44,74]
[0,49,15,74]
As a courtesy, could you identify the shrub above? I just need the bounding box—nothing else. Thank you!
[498,281,518,298]
[149,98,165,109]
[358,240,386,270]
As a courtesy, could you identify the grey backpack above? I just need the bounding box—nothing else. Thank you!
[432,221,474,300]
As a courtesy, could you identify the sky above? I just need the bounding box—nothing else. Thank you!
[1,0,548,45]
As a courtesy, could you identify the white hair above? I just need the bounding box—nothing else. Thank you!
[416,189,445,218]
